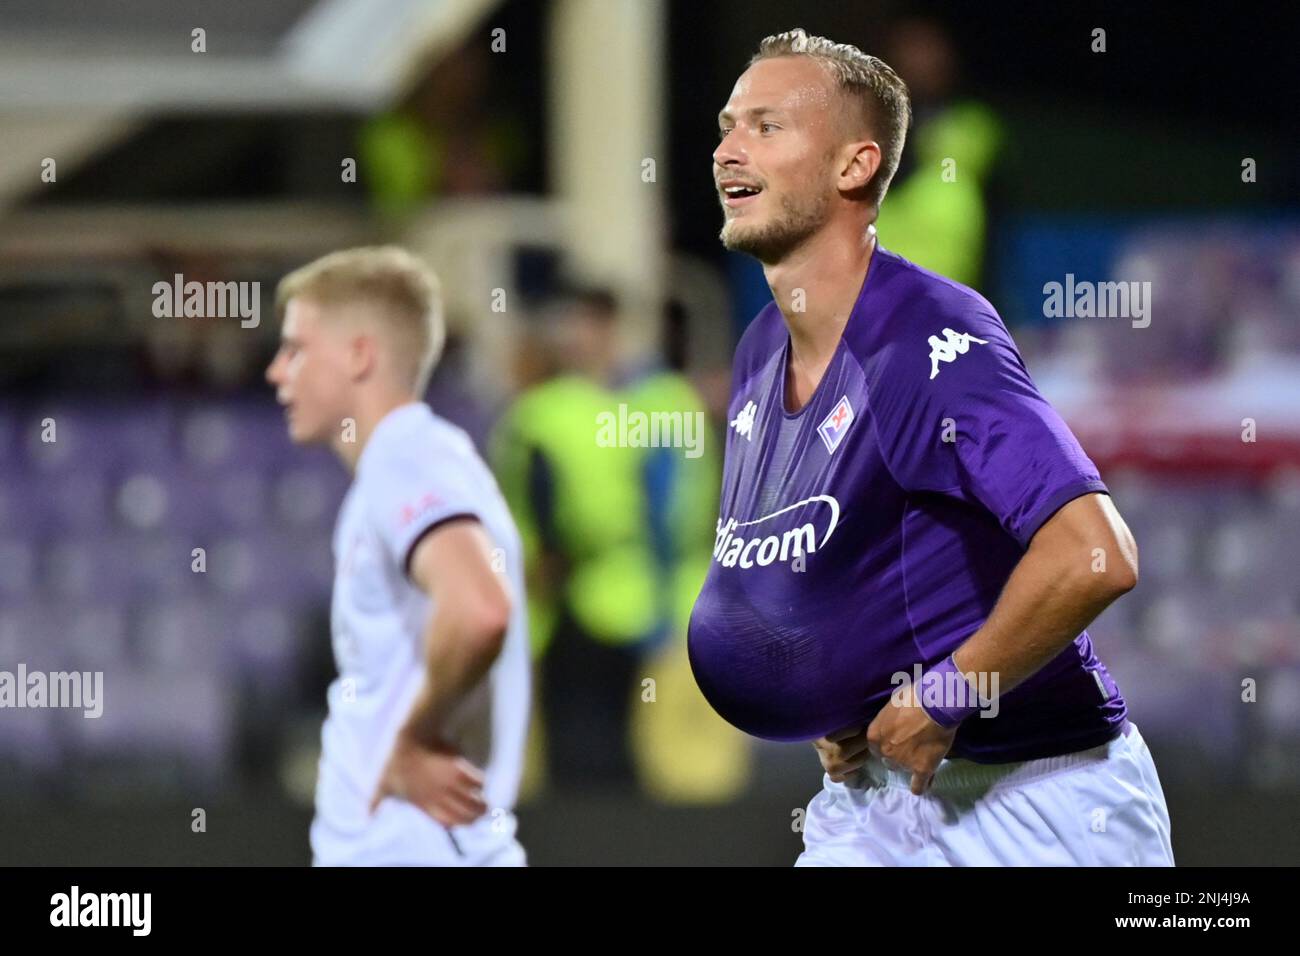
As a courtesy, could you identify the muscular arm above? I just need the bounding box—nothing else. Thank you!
[398,518,513,745]
[825,493,1138,795]
[949,492,1138,693]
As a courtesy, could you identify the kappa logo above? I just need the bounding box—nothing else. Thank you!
[817,396,855,454]
[730,400,757,441]
[928,328,988,380]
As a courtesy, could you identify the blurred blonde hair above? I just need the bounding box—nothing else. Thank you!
[276,245,445,394]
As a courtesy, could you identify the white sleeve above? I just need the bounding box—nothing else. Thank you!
[366,438,483,578]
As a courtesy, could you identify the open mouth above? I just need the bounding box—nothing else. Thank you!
[720,182,763,208]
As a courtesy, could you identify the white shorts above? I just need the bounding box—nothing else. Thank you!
[796,720,1174,866]
[312,801,527,867]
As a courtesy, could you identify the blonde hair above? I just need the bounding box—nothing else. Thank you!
[751,28,912,208]
[276,245,445,394]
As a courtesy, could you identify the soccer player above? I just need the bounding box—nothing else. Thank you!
[688,29,1174,865]
[266,247,530,866]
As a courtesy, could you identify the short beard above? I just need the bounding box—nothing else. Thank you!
[719,187,830,264]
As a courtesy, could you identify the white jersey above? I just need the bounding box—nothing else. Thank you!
[310,402,531,866]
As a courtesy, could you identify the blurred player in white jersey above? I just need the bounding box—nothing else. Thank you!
[266,246,530,866]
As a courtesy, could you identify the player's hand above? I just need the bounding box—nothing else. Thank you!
[369,730,488,826]
[865,681,959,795]
[812,724,876,784]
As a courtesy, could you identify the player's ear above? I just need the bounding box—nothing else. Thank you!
[839,139,881,195]
[345,330,378,382]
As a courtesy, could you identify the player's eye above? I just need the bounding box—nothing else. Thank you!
[760,122,778,134]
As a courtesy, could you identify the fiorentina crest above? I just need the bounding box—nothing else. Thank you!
[817,396,855,454]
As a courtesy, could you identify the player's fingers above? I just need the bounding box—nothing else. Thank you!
[828,768,862,784]
[824,725,865,744]
[865,724,885,759]
[817,726,869,763]
[458,787,490,819]
[437,789,487,825]
[452,757,486,788]
[823,747,871,778]
[419,799,459,829]
[446,788,488,823]
[411,788,469,828]
[833,733,873,762]
[439,771,488,813]
[910,770,933,796]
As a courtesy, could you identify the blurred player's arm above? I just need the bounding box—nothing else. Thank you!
[403,517,511,742]
[949,491,1137,692]
[370,517,511,823]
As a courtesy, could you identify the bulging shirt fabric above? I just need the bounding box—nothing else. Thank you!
[688,248,1125,763]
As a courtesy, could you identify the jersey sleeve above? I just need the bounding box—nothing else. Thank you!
[366,435,483,578]
[870,305,1107,547]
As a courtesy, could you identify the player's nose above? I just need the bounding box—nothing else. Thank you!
[713,131,746,170]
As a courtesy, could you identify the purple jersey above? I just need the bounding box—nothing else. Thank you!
[688,248,1127,762]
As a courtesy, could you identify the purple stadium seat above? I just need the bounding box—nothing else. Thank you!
[61,670,235,773]
[210,468,271,529]
[63,604,131,671]
[177,401,297,470]
[203,531,332,605]
[40,536,130,602]
[222,603,306,688]
[0,471,59,537]
[21,403,176,476]
[271,462,348,529]
[0,602,66,671]
[132,599,226,675]
[0,538,38,601]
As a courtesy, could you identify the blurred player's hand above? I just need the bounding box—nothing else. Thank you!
[369,730,488,826]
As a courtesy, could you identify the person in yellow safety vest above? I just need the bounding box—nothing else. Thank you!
[623,347,755,804]
[873,17,1004,290]
[357,44,526,217]
[619,300,725,643]
[491,289,662,788]
[626,368,719,637]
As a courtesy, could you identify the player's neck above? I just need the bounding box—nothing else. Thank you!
[765,222,875,353]
[764,222,876,406]
[331,391,422,473]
